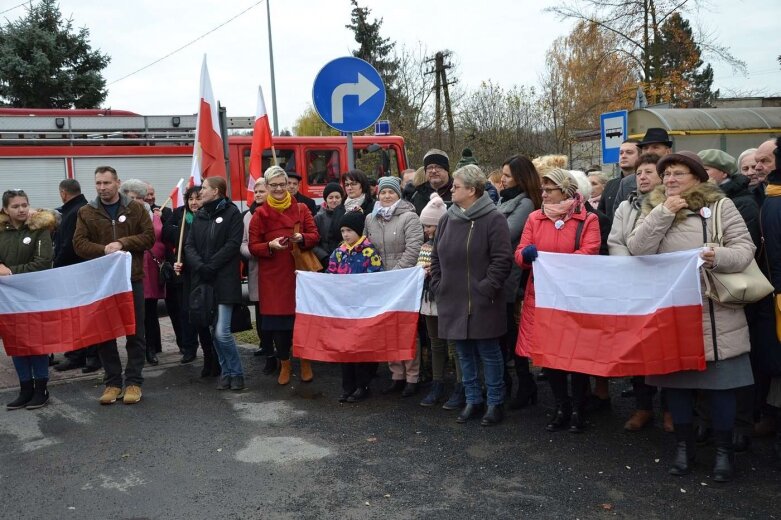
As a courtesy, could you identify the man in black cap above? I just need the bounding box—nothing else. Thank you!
[612,128,674,216]
[286,172,318,216]
[410,149,453,215]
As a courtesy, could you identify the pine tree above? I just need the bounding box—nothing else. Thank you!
[345,0,402,124]
[0,0,110,108]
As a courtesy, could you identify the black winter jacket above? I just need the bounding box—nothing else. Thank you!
[53,194,88,267]
[721,174,761,250]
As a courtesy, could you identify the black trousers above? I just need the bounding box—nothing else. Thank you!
[548,369,589,408]
[98,281,145,387]
[341,363,378,393]
[164,282,184,351]
[144,299,162,354]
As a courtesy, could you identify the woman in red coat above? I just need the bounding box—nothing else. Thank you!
[249,166,319,385]
[515,168,601,433]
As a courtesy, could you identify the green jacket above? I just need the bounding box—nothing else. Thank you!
[0,210,56,274]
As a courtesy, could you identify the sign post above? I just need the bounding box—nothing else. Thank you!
[600,110,628,165]
[312,57,386,171]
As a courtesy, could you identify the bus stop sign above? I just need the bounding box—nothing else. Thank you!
[600,110,628,164]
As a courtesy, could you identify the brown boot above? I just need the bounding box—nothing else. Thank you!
[663,411,675,433]
[624,410,653,432]
[299,359,313,383]
[278,360,292,385]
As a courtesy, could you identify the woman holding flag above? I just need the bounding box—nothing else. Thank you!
[1,189,56,409]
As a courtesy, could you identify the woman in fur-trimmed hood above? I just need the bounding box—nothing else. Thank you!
[627,152,755,483]
[0,189,56,411]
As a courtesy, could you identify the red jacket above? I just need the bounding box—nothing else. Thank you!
[514,205,601,358]
[248,203,319,316]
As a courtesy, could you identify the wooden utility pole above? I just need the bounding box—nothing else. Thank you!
[425,51,457,153]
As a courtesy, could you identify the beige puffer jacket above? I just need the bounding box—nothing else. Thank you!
[365,200,423,270]
[627,182,755,362]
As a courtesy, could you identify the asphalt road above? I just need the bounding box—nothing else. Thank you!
[0,349,778,520]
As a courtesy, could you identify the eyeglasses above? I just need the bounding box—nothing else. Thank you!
[344,181,359,187]
[426,165,444,173]
[267,183,287,190]
[540,187,561,194]
[662,170,692,180]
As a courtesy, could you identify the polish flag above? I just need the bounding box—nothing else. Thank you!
[190,55,226,187]
[525,250,706,377]
[0,253,136,356]
[247,85,273,205]
[293,268,424,362]
[168,178,185,209]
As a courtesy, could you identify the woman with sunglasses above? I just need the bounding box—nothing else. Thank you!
[1,189,56,409]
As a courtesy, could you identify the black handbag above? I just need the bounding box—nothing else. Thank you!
[157,259,176,287]
[230,304,253,333]
[189,283,216,327]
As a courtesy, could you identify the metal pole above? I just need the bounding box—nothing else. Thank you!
[347,133,355,170]
[267,0,279,135]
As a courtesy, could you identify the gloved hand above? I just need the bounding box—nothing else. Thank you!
[521,245,538,264]
[198,265,217,282]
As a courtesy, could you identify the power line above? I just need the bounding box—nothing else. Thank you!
[0,0,31,16]
[108,0,265,86]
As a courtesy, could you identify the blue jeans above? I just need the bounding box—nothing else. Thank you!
[12,355,49,382]
[211,304,244,377]
[455,339,505,406]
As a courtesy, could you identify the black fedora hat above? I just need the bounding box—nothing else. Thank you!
[639,127,673,148]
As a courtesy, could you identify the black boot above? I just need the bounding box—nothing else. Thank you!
[509,372,538,410]
[546,402,571,432]
[712,430,735,483]
[481,404,504,426]
[732,431,751,453]
[381,380,405,394]
[442,383,465,411]
[26,379,49,409]
[569,407,586,433]
[262,356,278,376]
[669,423,696,476]
[6,380,34,410]
[145,346,159,366]
[401,382,418,397]
[456,403,485,423]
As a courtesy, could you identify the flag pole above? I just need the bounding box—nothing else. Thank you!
[271,145,278,166]
[160,197,172,209]
[176,208,187,270]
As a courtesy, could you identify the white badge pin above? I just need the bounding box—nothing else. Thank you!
[216,217,223,224]
[554,220,565,230]
[700,207,712,219]
[22,237,31,245]
[118,215,127,223]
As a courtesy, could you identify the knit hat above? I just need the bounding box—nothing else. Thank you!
[339,210,365,236]
[377,176,402,198]
[455,148,478,169]
[697,149,737,176]
[657,151,709,182]
[423,149,450,172]
[420,193,447,226]
[542,168,579,198]
[322,182,344,200]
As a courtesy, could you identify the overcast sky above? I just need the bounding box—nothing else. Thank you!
[9,0,780,130]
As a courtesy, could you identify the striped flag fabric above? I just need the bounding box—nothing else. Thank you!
[293,268,424,362]
[190,54,226,187]
[168,177,185,209]
[247,85,273,205]
[525,250,706,377]
[0,253,136,356]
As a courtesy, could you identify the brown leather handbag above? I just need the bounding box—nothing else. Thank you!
[291,221,323,272]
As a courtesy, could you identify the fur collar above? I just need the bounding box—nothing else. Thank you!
[0,209,57,232]
[641,182,725,223]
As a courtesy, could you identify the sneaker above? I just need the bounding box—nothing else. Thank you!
[99,386,124,405]
[123,385,142,404]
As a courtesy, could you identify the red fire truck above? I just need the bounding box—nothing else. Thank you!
[0,109,409,209]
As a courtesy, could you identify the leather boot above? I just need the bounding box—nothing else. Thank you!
[456,403,485,423]
[569,407,586,434]
[278,360,292,385]
[263,356,278,376]
[26,379,49,409]
[712,430,734,483]
[732,431,750,453]
[401,382,418,397]
[299,359,313,383]
[481,404,504,426]
[442,382,465,410]
[381,379,405,394]
[669,423,696,476]
[546,402,572,432]
[420,381,445,407]
[508,372,538,410]
[145,345,158,366]
[696,423,713,444]
[624,410,654,432]
[6,380,34,410]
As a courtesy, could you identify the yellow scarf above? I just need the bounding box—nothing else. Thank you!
[765,184,781,197]
[266,191,292,212]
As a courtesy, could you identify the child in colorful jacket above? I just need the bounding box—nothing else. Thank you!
[327,211,383,402]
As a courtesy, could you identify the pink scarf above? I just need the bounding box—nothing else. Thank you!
[542,194,581,224]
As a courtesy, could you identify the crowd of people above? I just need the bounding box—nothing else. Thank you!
[1,130,780,484]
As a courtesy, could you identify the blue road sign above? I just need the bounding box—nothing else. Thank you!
[312,57,386,133]
[600,110,628,164]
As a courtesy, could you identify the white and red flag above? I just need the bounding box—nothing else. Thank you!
[190,54,226,187]
[523,249,706,377]
[293,268,424,362]
[247,85,273,205]
[167,177,185,209]
[0,253,136,356]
